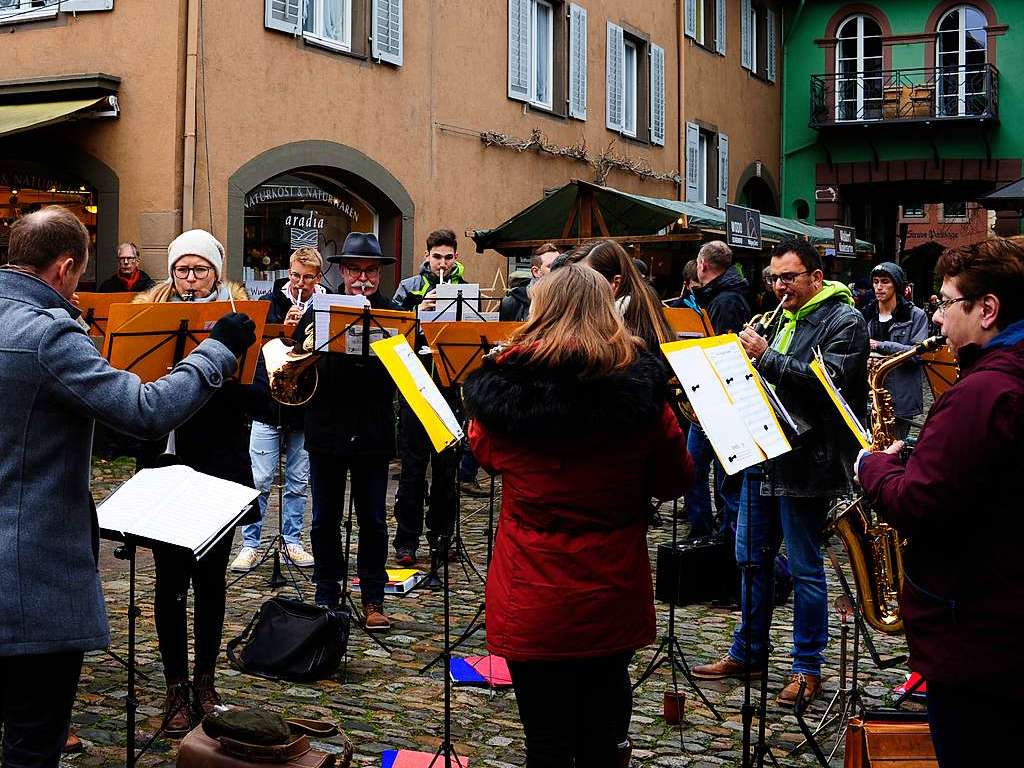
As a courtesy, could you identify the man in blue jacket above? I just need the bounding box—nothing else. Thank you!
[0,207,254,768]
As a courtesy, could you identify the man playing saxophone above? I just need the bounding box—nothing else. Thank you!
[856,238,1024,767]
[693,238,869,707]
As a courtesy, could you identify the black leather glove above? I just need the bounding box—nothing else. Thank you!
[210,312,257,357]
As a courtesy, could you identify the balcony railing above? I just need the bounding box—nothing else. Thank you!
[810,64,999,128]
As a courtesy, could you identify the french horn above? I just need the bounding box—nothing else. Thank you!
[263,337,319,406]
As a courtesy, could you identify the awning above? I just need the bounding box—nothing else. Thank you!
[979,177,1024,207]
[471,180,874,255]
[0,96,111,139]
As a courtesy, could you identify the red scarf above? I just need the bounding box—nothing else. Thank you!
[117,270,142,291]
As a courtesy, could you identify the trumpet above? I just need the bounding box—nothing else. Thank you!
[744,293,787,337]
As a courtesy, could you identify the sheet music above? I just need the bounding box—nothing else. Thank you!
[811,348,872,449]
[665,346,766,474]
[311,293,368,350]
[98,465,258,556]
[704,341,791,459]
[343,325,397,356]
[392,339,465,441]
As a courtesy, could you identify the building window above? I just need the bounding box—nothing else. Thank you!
[623,39,638,137]
[901,203,925,219]
[936,5,988,117]
[1,0,112,25]
[509,0,570,115]
[697,131,709,204]
[835,14,883,121]
[606,24,662,144]
[531,0,554,109]
[303,0,352,52]
[685,122,720,205]
[741,1,776,82]
[941,201,969,222]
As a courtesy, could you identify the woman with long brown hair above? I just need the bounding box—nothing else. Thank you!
[463,263,693,767]
[563,239,673,352]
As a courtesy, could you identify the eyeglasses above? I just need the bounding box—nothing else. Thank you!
[173,265,213,279]
[343,264,380,277]
[934,296,974,314]
[118,256,139,263]
[767,270,811,286]
[288,270,320,283]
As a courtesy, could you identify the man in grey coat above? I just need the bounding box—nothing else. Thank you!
[0,207,255,768]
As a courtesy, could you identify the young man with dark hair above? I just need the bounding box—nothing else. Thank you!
[856,237,1024,766]
[693,238,868,707]
[0,207,253,766]
[392,228,466,311]
[98,242,155,293]
[500,242,559,322]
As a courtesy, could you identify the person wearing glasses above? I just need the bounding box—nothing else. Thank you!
[97,242,155,293]
[856,237,1024,766]
[230,247,325,573]
[390,229,467,568]
[297,232,396,631]
[133,230,255,735]
[693,238,868,708]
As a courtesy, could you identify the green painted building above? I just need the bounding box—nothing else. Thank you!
[780,0,1022,288]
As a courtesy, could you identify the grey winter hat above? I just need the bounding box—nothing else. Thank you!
[871,261,906,288]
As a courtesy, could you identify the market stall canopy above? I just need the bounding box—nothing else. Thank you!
[978,177,1024,208]
[470,180,874,255]
[0,97,118,139]
[0,73,120,139]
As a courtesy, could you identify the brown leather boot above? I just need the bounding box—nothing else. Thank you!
[162,682,194,738]
[778,673,821,707]
[691,654,764,680]
[192,671,222,719]
[362,602,391,632]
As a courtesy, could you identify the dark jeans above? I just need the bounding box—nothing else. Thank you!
[393,402,457,554]
[152,533,233,681]
[458,450,479,483]
[927,681,1024,767]
[507,653,632,768]
[309,451,389,606]
[684,426,740,539]
[0,651,83,768]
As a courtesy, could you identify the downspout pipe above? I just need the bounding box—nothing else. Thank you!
[677,0,685,201]
[182,0,200,231]
[780,0,806,218]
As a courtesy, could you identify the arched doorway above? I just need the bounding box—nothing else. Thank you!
[737,175,779,215]
[227,141,414,293]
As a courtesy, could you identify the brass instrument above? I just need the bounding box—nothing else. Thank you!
[263,337,319,406]
[828,334,946,635]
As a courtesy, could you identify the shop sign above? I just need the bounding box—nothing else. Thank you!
[834,225,856,257]
[726,203,761,250]
[287,209,324,250]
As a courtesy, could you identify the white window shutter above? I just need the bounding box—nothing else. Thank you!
[684,0,697,40]
[61,0,114,10]
[372,0,403,66]
[740,0,752,71]
[508,0,531,101]
[606,22,625,132]
[568,4,588,120]
[715,0,726,55]
[717,133,729,208]
[685,122,701,202]
[649,43,666,147]
[265,0,301,35]
[767,8,777,83]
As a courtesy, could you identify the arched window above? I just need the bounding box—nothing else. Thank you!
[835,14,884,121]
[936,5,988,117]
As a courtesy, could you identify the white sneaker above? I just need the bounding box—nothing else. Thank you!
[230,546,259,572]
[284,543,315,568]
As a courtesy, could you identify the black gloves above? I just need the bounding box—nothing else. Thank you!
[210,312,257,357]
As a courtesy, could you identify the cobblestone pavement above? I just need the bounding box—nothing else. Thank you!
[76,456,921,767]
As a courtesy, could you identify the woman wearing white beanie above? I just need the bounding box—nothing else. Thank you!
[133,229,252,735]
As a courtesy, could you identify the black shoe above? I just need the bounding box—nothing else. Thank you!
[459,479,488,498]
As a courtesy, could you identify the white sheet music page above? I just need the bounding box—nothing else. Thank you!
[703,339,792,459]
[311,293,369,351]
[665,345,765,474]
[392,338,465,440]
[97,465,258,556]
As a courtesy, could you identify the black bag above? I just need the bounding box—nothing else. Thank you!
[226,598,350,681]
[655,535,735,606]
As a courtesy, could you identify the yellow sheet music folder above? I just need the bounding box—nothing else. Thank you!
[661,334,792,475]
[371,334,464,453]
[810,357,872,450]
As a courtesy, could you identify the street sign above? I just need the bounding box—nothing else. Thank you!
[726,204,762,250]
[834,225,856,257]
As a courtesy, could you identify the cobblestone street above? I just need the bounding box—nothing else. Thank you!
[75,456,921,768]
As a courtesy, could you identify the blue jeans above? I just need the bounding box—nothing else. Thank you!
[243,421,309,548]
[728,470,828,676]
[684,427,739,538]
[308,451,389,607]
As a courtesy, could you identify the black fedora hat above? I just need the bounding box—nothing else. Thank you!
[327,232,395,264]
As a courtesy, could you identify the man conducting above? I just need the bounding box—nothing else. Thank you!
[693,238,868,706]
[857,238,1024,766]
[0,207,254,767]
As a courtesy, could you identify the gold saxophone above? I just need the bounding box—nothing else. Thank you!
[828,334,947,635]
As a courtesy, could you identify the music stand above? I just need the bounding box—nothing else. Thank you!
[77,291,138,344]
[663,306,714,339]
[101,308,264,767]
[920,343,958,400]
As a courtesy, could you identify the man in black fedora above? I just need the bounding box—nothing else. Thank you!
[298,231,397,631]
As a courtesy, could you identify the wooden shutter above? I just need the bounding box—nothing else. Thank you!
[717,133,729,208]
[372,0,403,66]
[265,0,301,35]
[715,0,726,55]
[649,43,666,146]
[568,4,587,120]
[62,0,114,10]
[684,0,697,39]
[740,0,752,71]
[606,22,625,132]
[685,122,701,202]
[508,0,531,101]
[767,8,777,83]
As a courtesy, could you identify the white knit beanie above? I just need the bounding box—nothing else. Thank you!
[167,229,225,280]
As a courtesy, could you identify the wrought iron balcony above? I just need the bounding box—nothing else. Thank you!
[810,64,999,129]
